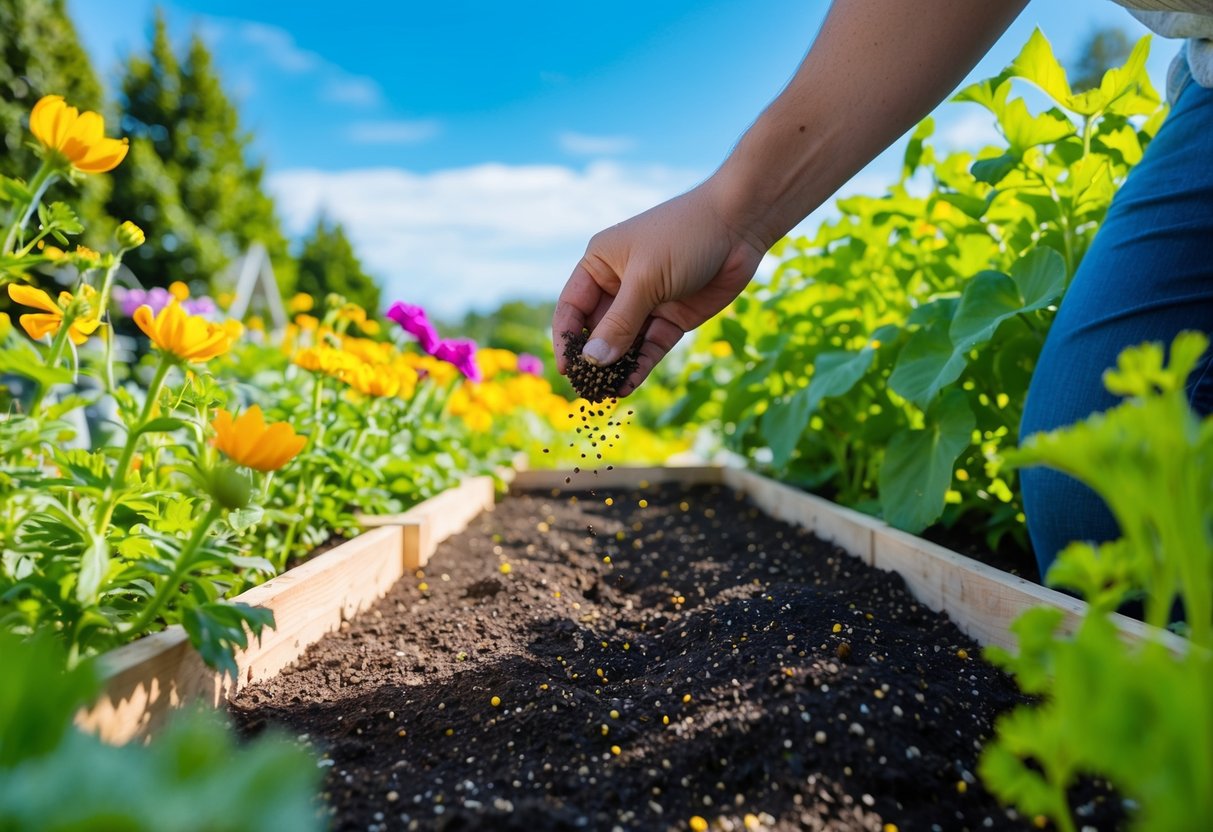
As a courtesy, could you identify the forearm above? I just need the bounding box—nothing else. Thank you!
[711,0,1028,250]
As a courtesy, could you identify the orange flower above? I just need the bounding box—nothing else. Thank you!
[7,282,101,345]
[211,405,306,472]
[29,95,128,174]
[134,302,235,363]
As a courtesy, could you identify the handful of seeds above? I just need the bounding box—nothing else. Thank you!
[562,329,641,403]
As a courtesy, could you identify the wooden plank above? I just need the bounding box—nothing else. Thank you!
[512,465,722,492]
[360,475,496,569]
[721,468,880,563]
[78,525,406,745]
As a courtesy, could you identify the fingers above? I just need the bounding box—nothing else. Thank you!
[583,273,654,367]
[552,261,607,374]
[617,316,684,397]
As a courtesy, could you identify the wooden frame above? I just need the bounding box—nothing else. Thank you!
[81,463,1180,744]
[78,476,494,745]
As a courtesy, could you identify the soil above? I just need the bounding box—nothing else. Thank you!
[231,483,1120,832]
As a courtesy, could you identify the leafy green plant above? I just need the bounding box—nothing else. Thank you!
[0,630,322,832]
[664,30,1164,551]
[979,333,1213,832]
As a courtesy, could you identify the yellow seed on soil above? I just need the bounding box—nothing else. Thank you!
[537,521,550,533]
[500,563,512,574]
[597,668,605,677]
[539,683,549,690]
[445,728,453,736]
[639,499,648,508]
[832,623,842,633]
[679,501,690,512]
[744,816,760,830]
[682,693,692,704]
[491,696,501,708]
[554,591,561,598]
[397,729,407,737]
[418,582,429,592]
[956,780,967,794]
[623,642,630,650]
[605,497,614,506]
[662,715,670,725]
[690,816,708,832]
[610,745,621,756]
[883,825,899,832]
[956,648,969,660]
[610,709,620,719]
[601,725,609,735]
[603,556,611,564]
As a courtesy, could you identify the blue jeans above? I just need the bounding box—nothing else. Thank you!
[1020,73,1213,578]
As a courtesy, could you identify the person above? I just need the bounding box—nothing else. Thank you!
[552,0,1213,577]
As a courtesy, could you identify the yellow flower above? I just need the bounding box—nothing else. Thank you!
[7,282,101,345]
[115,221,145,249]
[338,302,367,325]
[169,281,190,301]
[211,405,306,472]
[29,95,128,174]
[73,245,100,265]
[134,302,235,363]
[295,313,319,331]
[288,292,314,313]
[359,319,381,336]
[246,315,265,332]
[216,291,235,311]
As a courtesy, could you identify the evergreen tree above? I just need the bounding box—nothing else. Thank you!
[1071,26,1133,92]
[295,216,381,314]
[0,0,109,242]
[106,12,293,294]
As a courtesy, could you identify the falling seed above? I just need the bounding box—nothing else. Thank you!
[491,696,501,708]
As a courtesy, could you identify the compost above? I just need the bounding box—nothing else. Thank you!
[232,484,1120,831]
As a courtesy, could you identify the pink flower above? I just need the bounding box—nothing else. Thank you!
[433,338,482,382]
[386,301,440,353]
[517,353,543,375]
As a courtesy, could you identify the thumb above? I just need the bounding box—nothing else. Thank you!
[583,277,652,366]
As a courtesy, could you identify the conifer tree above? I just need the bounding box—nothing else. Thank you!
[295,216,381,315]
[106,12,293,294]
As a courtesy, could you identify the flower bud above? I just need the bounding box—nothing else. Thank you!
[208,464,252,510]
[115,220,146,250]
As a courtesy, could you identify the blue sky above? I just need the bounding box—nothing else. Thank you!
[67,1,1171,317]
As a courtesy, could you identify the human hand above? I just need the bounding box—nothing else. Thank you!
[552,180,765,396]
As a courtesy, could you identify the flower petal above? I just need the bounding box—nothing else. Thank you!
[8,283,61,313]
[19,313,62,341]
[74,137,129,174]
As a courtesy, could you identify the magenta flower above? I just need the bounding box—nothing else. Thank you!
[517,353,543,375]
[386,301,440,353]
[433,338,482,382]
[114,286,172,318]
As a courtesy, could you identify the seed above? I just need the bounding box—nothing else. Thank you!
[638,499,648,508]
[690,816,708,832]
[418,582,429,592]
[491,696,501,708]
[682,693,692,704]
[956,780,967,794]
[500,563,512,575]
[609,709,620,719]
[956,648,969,660]
[610,745,621,756]
[831,623,842,634]
[604,497,614,506]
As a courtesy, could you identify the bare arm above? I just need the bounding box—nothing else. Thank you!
[553,0,1029,392]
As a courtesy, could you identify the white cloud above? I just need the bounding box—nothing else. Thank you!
[203,17,384,108]
[268,161,703,317]
[557,131,636,156]
[345,119,441,145]
[936,110,1003,151]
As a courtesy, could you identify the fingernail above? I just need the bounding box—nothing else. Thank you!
[582,338,611,366]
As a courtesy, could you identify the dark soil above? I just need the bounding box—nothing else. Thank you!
[231,484,1120,832]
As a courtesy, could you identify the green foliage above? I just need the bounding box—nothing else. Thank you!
[106,12,293,295]
[665,30,1163,548]
[0,630,322,832]
[980,334,1213,832]
[295,216,381,316]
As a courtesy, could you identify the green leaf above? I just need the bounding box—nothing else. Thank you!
[0,343,74,388]
[182,602,275,678]
[719,317,748,356]
[1009,29,1074,109]
[227,505,265,533]
[137,417,188,435]
[75,533,109,605]
[949,247,1065,352]
[999,100,1075,153]
[878,390,974,532]
[888,325,967,409]
[761,387,813,469]
[970,152,1018,185]
[806,343,879,412]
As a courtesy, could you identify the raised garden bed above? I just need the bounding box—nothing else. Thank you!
[222,467,1153,831]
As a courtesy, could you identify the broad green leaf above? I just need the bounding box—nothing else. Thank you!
[950,248,1065,352]
[879,390,974,532]
[806,344,878,412]
[1009,29,1073,109]
[888,325,967,409]
[999,100,1075,152]
[0,343,74,388]
[75,533,109,605]
[719,317,747,356]
[970,152,1018,185]
[761,387,813,469]
[952,74,1011,117]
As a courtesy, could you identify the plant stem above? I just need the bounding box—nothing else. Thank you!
[2,161,57,255]
[94,354,174,534]
[124,502,222,637]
